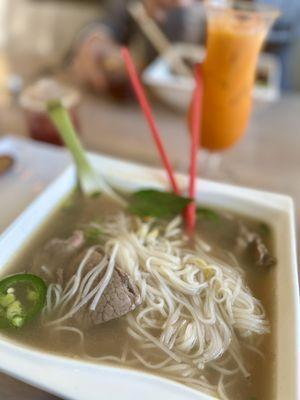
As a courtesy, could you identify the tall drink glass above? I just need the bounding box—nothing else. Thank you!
[191,0,279,153]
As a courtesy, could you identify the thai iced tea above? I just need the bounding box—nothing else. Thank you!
[194,2,279,151]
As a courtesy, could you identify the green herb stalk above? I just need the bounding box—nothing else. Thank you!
[47,100,126,206]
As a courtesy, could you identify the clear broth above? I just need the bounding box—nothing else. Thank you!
[0,193,276,400]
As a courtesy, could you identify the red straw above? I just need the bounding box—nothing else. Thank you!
[121,47,180,195]
[185,66,203,232]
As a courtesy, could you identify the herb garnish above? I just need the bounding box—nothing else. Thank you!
[128,189,192,218]
[197,207,219,222]
[47,100,126,206]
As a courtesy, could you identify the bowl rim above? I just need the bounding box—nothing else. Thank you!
[0,152,299,400]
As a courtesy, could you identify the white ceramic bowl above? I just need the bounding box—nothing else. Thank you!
[0,153,299,400]
[142,43,281,112]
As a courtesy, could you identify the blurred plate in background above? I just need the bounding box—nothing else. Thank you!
[143,43,281,112]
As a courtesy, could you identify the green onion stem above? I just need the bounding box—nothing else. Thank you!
[48,100,91,174]
[47,100,126,206]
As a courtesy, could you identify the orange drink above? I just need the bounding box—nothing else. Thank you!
[192,1,279,151]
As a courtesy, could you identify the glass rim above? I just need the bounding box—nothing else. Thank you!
[204,0,281,19]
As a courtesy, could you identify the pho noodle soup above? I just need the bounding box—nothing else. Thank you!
[0,191,276,400]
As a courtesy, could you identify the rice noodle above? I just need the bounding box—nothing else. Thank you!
[44,243,119,326]
[99,214,269,399]
[41,265,53,279]
[52,325,84,345]
[42,214,269,400]
[90,243,118,311]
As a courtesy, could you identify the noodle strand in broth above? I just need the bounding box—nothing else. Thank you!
[42,214,270,399]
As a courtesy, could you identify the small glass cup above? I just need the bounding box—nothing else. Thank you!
[20,79,80,146]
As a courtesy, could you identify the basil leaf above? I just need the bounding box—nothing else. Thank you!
[197,207,219,222]
[128,189,192,218]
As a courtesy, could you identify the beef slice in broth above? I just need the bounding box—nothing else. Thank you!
[32,230,85,283]
[32,231,141,329]
[67,248,141,329]
[234,223,276,268]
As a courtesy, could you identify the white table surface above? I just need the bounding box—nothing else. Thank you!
[0,136,70,235]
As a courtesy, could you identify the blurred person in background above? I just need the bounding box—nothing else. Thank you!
[262,0,300,90]
[71,0,204,94]
[71,0,300,93]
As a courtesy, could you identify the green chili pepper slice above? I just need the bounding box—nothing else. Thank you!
[0,273,47,329]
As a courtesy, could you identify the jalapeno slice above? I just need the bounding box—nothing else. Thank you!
[0,274,47,329]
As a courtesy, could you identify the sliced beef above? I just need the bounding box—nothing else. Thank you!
[66,246,103,282]
[32,230,85,284]
[248,237,276,268]
[74,265,141,329]
[44,230,85,259]
[69,248,141,329]
[235,223,276,269]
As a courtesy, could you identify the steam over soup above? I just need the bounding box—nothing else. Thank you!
[0,191,276,400]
